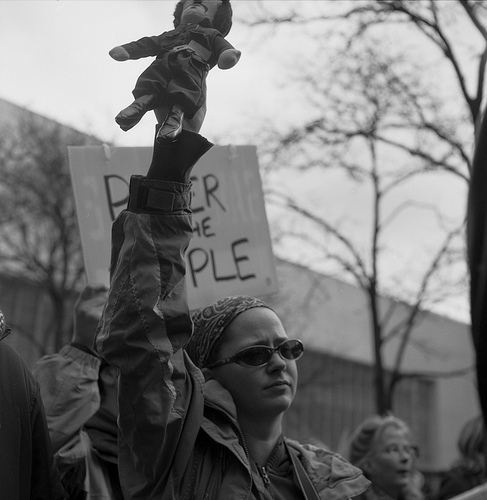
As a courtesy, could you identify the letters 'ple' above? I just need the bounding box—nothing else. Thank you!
[187,238,256,287]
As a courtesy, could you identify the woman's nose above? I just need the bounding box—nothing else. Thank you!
[267,351,287,371]
[399,449,413,462]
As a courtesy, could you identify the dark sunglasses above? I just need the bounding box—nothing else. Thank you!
[206,339,304,369]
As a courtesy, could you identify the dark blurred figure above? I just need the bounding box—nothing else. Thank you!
[467,110,487,430]
[33,286,122,500]
[437,415,487,500]
[0,309,65,500]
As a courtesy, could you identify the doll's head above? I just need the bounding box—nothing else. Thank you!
[174,0,233,37]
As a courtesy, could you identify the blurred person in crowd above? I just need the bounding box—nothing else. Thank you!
[33,286,123,500]
[437,415,487,500]
[347,414,424,500]
[0,309,65,500]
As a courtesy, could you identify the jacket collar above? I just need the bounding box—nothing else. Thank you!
[203,378,238,419]
[201,380,370,500]
[202,379,250,467]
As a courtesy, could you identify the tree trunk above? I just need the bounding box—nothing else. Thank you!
[369,287,388,414]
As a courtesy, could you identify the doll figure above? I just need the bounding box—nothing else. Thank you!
[110,0,240,142]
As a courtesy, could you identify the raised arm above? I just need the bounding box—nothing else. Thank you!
[109,34,168,61]
[95,130,212,498]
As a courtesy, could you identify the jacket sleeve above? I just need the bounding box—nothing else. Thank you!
[33,345,101,453]
[121,33,169,60]
[213,34,237,59]
[95,178,204,499]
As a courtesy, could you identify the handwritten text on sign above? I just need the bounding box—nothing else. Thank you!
[68,145,277,310]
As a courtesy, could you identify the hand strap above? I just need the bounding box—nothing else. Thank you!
[285,441,321,500]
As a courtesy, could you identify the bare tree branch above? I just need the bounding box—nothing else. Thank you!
[0,112,101,351]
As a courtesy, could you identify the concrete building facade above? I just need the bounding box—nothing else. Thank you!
[266,258,478,472]
[0,97,479,474]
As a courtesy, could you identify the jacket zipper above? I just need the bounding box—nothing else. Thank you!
[204,401,258,498]
[259,465,271,485]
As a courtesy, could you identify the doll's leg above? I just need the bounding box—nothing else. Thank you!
[154,103,206,135]
[156,105,185,143]
[115,94,156,131]
[155,101,207,143]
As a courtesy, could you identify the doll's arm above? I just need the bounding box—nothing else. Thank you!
[218,48,241,69]
[110,34,168,61]
[109,46,130,61]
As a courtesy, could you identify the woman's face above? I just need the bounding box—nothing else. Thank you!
[208,307,298,424]
[365,426,418,498]
[180,0,222,25]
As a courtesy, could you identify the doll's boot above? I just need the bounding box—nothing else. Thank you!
[115,95,155,131]
[156,106,184,143]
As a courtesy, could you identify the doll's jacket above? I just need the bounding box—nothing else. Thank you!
[119,20,236,69]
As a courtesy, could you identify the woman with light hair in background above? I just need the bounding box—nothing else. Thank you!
[437,415,487,500]
[346,414,424,500]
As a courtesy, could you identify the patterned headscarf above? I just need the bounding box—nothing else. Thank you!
[187,295,272,368]
[0,309,11,340]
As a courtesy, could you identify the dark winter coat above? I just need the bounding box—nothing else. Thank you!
[96,175,370,500]
[0,339,65,500]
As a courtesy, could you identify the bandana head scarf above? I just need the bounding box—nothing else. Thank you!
[187,295,273,368]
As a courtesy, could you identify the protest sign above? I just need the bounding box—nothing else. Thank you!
[68,144,277,309]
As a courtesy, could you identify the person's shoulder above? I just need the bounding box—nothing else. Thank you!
[0,340,38,404]
[287,439,332,461]
[444,462,484,482]
[439,462,486,497]
[286,438,370,499]
[286,437,347,465]
[0,340,32,378]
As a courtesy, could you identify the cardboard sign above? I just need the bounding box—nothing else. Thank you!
[68,144,277,310]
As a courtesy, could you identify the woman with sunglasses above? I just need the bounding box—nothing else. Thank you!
[96,130,369,500]
[346,415,424,500]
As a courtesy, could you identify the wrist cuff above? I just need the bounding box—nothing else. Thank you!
[127,175,192,213]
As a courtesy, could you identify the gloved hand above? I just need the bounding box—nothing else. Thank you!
[72,285,108,347]
[218,48,241,69]
[109,46,130,61]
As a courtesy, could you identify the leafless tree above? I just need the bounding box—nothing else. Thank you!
[240,0,486,413]
[0,110,101,351]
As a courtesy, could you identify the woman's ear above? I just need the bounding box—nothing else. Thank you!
[361,458,375,478]
[201,367,214,382]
